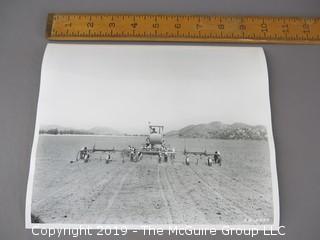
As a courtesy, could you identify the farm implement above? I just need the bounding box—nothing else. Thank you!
[73,124,221,166]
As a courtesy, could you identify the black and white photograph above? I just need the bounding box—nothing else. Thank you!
[26,44,279,229]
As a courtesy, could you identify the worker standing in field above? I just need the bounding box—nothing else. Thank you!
[84,152,90,163]
[214,151,222,166]
[128,145,132,156]
[145,137,151,148]
[164,151,168,162]
[79,146,88,160]
[130,148,134,162]
[137,151,143,161]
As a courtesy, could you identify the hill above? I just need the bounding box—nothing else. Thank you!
[166,121,267,140]
[39,125,121,135]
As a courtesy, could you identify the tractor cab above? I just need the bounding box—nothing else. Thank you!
[149,125,164,135]
[142,124,175,159]
[147,125,164,147]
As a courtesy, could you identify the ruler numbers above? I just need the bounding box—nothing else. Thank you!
[47,14,320,44]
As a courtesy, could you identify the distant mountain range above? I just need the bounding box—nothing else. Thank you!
[166,121,268,140]
[40,122,268,140]
[39,125,121,136]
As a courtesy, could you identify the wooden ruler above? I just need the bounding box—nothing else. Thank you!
[47,13,320,44]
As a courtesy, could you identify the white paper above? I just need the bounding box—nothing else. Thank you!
[26,43,279,230]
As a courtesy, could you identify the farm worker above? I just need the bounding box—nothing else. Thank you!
[84,153,90,163]
[137,151,143,161]
[164,152,168,162]
[128,146,134,161]
[171,148,175,160]
[214,151,222,166]
[158,153,162,163]
[80,146,87,159]
[79,147,84,159]
[130,150,134,161]
[145,137,151,148]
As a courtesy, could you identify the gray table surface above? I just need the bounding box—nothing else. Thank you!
[0,0,319,239]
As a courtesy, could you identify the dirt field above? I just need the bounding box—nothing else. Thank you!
[31,135,273,225]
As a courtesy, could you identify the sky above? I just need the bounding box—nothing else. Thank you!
[38,44,271,134]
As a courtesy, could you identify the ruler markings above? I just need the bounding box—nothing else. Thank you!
[47,13,320,44]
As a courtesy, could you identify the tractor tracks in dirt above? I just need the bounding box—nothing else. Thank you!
[190,165,273,222]
[95,166,135,223]
[174,164,253,224]
[162,164,210,224]
[166,165,215,224]
[85,166,127,210]
[210,166,271,203]
[33,160,116,210]
[157,165,174,224]
[34,161,132,223]
[157,163,207,224]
